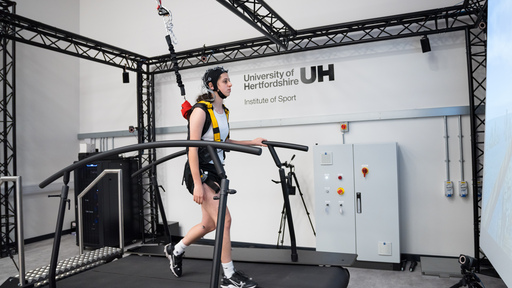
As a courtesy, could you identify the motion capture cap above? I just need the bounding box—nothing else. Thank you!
[202,66,228,91]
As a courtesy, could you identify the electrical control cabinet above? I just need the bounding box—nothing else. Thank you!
[315,144,357,254]
[314,143,400,263]
[74,155,142,248]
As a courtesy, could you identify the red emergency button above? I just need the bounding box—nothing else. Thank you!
[362,167,369,177]
[340,122,349,132]
[337,187,345,195]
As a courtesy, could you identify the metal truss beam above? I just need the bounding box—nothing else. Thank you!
[136,66,159,242]
[0,4,158,240]
[468,28,486,270]
[0,10,147,72]
[149,3,484,74]
[0,3,484,77]
[0,0,17,258]
[216,0,296,50]
[466,1,487,270]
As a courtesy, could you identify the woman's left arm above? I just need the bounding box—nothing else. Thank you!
[227,137,267,147]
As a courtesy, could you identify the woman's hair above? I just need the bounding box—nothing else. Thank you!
[195,92,214,103]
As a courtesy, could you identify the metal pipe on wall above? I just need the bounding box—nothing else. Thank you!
[444,116,455,197]
[458,115,469,197]
[458,115,465,181]
[444,116,451,182]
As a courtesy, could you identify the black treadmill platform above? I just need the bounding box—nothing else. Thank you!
[127,244,356,267]
[54,254,350,288]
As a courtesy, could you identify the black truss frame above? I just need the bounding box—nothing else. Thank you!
[466,16,487,271]
[148,3,483,73]
[136,65,160,242]
[215,0,296,50]
[0,0,17,258]
[0,0,487,267]
[0,9,145,72]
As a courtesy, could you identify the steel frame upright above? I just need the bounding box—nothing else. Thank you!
[0,0,17,258]
[136,62,159,242]
[465,3,487,269]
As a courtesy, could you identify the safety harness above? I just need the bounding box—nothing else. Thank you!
[183,100,230,194]
[195,100,229,142]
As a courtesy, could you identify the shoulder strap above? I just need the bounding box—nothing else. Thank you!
[191,102,210,138]
[197,101,229,142]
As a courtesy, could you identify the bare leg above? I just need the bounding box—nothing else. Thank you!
[181,183,232,263]
[170,183,257,286]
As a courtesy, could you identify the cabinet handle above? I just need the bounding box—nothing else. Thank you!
[356,192,362,214]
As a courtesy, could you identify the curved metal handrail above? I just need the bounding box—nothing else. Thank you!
[262,140,308,168]
[39,140,261,188]
[40,140,261,288]
[262,140,309,152]
[130,141,309,179]
[131,149,187,178]
[40,139,312,288]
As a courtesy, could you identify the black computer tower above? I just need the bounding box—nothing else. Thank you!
[74,154,142,248]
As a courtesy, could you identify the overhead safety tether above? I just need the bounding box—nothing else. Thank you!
[156,0,178,45]
[155,0,190,118]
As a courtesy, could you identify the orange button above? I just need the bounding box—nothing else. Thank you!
[362,167,369,177]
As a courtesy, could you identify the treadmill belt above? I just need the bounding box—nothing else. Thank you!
[53,254,349,288]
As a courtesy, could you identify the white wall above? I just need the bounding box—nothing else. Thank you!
[15,0,80,238]
[13,0,475,259]
[152,32,474,257]
[156,115,474,257]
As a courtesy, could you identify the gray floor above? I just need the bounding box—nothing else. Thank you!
[0,234,508,288]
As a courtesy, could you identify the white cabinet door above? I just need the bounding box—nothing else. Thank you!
[314,143,400,263]
[314,144,356,254]
[354,143,400,263]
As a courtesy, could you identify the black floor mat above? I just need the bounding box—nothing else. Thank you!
[54,254,349,288]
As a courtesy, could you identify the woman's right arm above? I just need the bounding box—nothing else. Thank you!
[188,108,207,204]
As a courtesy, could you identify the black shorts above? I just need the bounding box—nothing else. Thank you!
[183,162,222,194]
